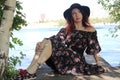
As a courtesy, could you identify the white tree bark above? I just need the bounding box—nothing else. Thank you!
[0,0,16,79]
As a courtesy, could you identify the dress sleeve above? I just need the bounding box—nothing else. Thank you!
[85,31,101,55]
[49,28,67,42]
[49,28,67,50]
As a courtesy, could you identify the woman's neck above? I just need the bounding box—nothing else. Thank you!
[74,23,85,30]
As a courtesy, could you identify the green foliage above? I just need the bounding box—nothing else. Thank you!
[12,1,27,31]
[9,37,23,49]
[98,0,120,23]
[98,0,120,37]
[9,1,27,48]
[0,0,27,79]
[9,1,27,51]
[6,52,26,79]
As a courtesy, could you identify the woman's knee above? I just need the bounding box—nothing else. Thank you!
[35,38,51,52]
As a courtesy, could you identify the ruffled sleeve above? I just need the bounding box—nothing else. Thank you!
[49,28,67,49]
[85,31,101,55]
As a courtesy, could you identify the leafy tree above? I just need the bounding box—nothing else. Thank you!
[0,0,27,79]
[98,0,120,37]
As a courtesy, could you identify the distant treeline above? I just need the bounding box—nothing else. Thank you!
[39,17,113,27]
[57,17,113,26]
[90,17,113,24]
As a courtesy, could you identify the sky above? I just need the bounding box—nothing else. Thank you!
[20,0,108,22]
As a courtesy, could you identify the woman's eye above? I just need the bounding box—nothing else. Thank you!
[72,12,76,15]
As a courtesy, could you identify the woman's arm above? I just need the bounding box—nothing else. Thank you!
[94,53,101,66]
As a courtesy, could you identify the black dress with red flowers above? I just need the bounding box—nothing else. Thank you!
[46,28,105,75]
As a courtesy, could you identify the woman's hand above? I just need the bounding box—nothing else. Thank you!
[94,53,110,72]
[35,39,48,52]
[94,53,101,66]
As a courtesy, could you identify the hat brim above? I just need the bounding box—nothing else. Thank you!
[63,4,90,19]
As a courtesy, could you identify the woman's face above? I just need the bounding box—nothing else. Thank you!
[71,8,83,23]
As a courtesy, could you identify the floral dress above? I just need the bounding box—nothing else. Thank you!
[46,28,105,75]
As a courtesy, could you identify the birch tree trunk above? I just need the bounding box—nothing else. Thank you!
[0,0,16,80]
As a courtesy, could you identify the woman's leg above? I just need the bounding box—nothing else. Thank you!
[37,39,52,64]
[27,39,52,74]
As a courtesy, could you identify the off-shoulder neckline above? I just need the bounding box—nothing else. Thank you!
[73,29,97,33]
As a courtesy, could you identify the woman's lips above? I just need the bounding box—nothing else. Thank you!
[76,18,80,20]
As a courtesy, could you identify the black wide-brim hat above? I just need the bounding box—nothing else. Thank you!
[63,3,90,19]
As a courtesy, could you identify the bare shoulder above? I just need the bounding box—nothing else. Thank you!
[86,26,96,32]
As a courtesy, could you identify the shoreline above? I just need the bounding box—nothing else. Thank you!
[22,22,117,29]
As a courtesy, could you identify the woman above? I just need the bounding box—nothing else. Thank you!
[12,3,109,80]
